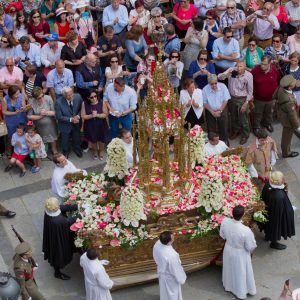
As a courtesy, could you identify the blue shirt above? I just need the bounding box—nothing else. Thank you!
[202,82,231,111]
[11,133,29,155]
[15,43,41,70]
[102,5,128,34]
[104,83,137,112]
[212,37,240,69]
[164,36,181,56]
[47,68,74,95]
[0,14,14,35]
[124,37,148,70]
[188,61,216,89]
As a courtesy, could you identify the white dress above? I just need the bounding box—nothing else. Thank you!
[80,253,113,300]
[204,140,228,156]
[153,240,187,300]
[220,218,257,300]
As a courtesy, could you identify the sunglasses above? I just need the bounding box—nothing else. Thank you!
[32,15,40,19]
[153,15,161,18]
[1,40,8,43]
[6,64,14,67]
[273,40,281,43]
[111,60,118,63]
[171,56,179,58]
[147,59,155,61]
[206,17,213,20]
[248,43,256,46]
[199,57,207,61]
[226,35,233,38]
[90,95,97,99]
[227,6,235,9]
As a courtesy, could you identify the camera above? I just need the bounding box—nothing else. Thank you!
[231,70,239,78]
[122,65,126,72]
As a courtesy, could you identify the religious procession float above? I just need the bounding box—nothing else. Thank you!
[64,57,266,289]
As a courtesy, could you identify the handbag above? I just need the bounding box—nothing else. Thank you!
[0,121,8,137]
[85,31,94,48]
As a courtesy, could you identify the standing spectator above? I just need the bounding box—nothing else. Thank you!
[27,9,51,46]
[241,37,264,70]
[128,0,150,32]
[212,27,240,74]
[120,128,138,167]
[75,53,105,100]
[89,0,110,26]
[274,75,300,158]
[153,231,187,300]
[194,0,216,18]
[251,55,280,135]
[180,78,204,128]
[80,248,114,300]
[285,0,300,36]
[164,50,184,89]
[0,34,16,68]
[22,0,41,18]
[40,0,61,27]
[53,7,73,43]
[264,33,290,64]
[286,25,300,54]
[272,0,289,34]
[55,86,83,157]
[13,10,28,42]
[220,0,246,50]
[220,205,257,300]
[247,2,280,49]
[0,5,14,36]
[15,36,41,71]
[81,89,110,160]
[124,25,148,72]
[204,132,228,156]
[27,86,58,154]
[47,59,74,102]
[41,32,64,77]
[202,74,231,145]
[188,50,216,90]
[102,0,129,44]
[0,204,16,217]
[218,60,253,145]
[163,23,181,58]
[171,0,197,39]
[104,77,137,138]
[147,7,167,48]
[60,31,87,75]
[262,171,295,249]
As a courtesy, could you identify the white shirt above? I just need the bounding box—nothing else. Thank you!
[41,42,64,67]
[204,140,228,156]
[122,140,138,168]
[179,88,204,119]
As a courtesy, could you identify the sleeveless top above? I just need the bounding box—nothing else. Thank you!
[56,21,71,43]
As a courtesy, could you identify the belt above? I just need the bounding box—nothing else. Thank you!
[257,37,272,41]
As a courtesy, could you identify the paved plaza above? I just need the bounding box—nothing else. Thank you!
[1,123,300,300]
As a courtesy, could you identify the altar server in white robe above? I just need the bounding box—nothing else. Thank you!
[220,205,257,300]
[120,128,138,168]
[80,248,114,300]
[153,231,187,300]
[204,132,228,156]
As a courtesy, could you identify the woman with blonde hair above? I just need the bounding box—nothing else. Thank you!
[261,171,295,250]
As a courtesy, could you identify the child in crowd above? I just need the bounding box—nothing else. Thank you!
[4,124,29,177]
[26,125,47,173]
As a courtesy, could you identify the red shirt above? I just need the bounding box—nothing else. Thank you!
[251,64,280,102]
[28,22,50,46]
[173,3,197,31]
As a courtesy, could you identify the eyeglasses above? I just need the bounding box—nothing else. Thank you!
[147,59,155,61]
[1,40,8,43]
[273,39,281,43]
[199,57,207,61]
[171,56,179,58]
[6,64,14,67]
[206,17,213,20]
[226,35,233,38]
[153,15,161,18]
[89,95,97,99]
[111,60,118,63]
[263,7,271,11]
[32,15,40,19]
[248,43,256,46]
[227,6,235,9]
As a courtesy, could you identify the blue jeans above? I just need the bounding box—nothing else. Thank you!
[109,113,132,138]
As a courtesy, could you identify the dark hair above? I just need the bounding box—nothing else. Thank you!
[114,77,126,86]
[29,9,41,23]
[256,128,268,139]
[248,36,258,45]
[119,128,130,138]
[53,152,64,164]
[1,33,17,48]
[8,85,20,98]
[183,78,195,89]
[205,9,218,20]
[159,231,173,245]
[27,124,36,132]
[289,51,300,60]
[164,23,175,36]
[56,12,68,23]
[66,31,78,42]
[109,53,120,64]
[272,33,283,42]
[25,64,37,75]
[16,10,28,30]
[197,49,209,61]
[16,123,25,131]
[87,89,98,104]
[103,25,114,34]
[32,86,43,99]
[169,49,181,60]
[207,132,219,141]
[134,0,144,9]
[261,55,272,64]
[232,205,244,221]
[223,26,233,35]
[86,248,98,260]
[126,25,143,40]
[19,36,30,44]
[192,17,204,32]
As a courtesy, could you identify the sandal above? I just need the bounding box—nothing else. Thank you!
[93,155,98,160]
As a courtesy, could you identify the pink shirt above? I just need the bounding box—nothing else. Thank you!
[174,3,197,31]
[0,66,23,94]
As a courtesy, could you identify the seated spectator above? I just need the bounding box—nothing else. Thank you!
[61,31,87,75]
[41,32,64,77]
[128,0,150,33]
[0,5,14,36]
[212,26,240,74]
[163,50,184,89]
[188,49,216,89]
[13,10,28,42]
[163,23,181,58]
[194,0,216,18]
[287,25,300,54]
[75,53,105,100]
[264,33,290,64]
[4,3,21,21]
[4,124,29,177]
[241,37,264,70]
[40,0,61,27]
[28,86,58,154]
[204,132,228,156]
[147,7,167,48]
[104,77,137,138]
[285,0,300,36]
[81,89,110,160]
[89,0,110,25]
[22,0,41,19]
[23,65,47,101]
[53,7,73,44]
[180,78,204,129]
[15,36,41,71]
[0,34,16,68]
[27,9,50,46]
[0,57,23,94]
[120,128,138,167]
[124,25,148,72]
[47,59,74,102]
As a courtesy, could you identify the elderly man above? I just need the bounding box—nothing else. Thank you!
[164,23,181,58]
[104,77,137,138]
[0,4,14,35]
[0,57,23,94]
[102,0,128,43]
[47,59,74,102]
[220,0,246,49]
[41,32,64,77]
[212,27,240,74]
[251,55,280,135]
[285,0,300,35]
[218,60,253,145]
[194,0,216,18]
[55,87,83,157]
[15,36,41,71]
[247,2,280,49]
[202,74,231,145]
[75,53,105,99]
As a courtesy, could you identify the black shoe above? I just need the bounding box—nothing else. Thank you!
[4,165,13,172]
[265,124,274,132]
[5,211,16,218]
[253,128,260,136]
[54,272,71,280]
[19,171,26,177]
[283,151,299,158]
[270,242,287,250]
[63,152,70,159]
[75,151,83,158]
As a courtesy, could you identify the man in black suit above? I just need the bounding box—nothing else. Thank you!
[55,87,83,157]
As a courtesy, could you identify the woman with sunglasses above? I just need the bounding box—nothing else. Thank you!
[81,89,110,160]
[271,0,288,34]
[164,50,184,89]
[13,10,28,42]
[28,9,51,46]
[0,34,17,68]
[105,54,125,85]
[188,49,216,89]
[264,33,290,64]
[241,37,264,70]
[287,25,300,54]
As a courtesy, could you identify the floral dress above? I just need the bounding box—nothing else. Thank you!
[25,133,47,158]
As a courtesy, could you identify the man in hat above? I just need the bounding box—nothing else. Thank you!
[0,203,16,218]
[273,74,300,158]
[13,242,45,300]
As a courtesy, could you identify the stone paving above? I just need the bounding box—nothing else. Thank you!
[1,123,300,300]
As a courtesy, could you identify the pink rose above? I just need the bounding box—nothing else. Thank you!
[110,239,121,247]
[69,195,77,201]
[70,221,84,231]
[97,221,108,229]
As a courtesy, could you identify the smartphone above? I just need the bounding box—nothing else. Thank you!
[256,14,265,19]
[285,279,289,286]
[122,65,126,72]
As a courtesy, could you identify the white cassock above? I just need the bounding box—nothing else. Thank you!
[220,218,257,300]
[122,140,138,168]
[80,253,113,300]
[204,141,228,156]
[153,240,187,300]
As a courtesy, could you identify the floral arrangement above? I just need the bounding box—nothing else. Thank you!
[253,210,268,223]
[153,109,180,133]
[104,138,129,179]
[189,125,206,167]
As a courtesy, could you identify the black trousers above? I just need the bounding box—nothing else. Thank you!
[60,127,82,155]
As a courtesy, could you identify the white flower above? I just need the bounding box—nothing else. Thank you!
[189,125,206,165]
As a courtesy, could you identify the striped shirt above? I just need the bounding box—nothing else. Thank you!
[220,9,246,40]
